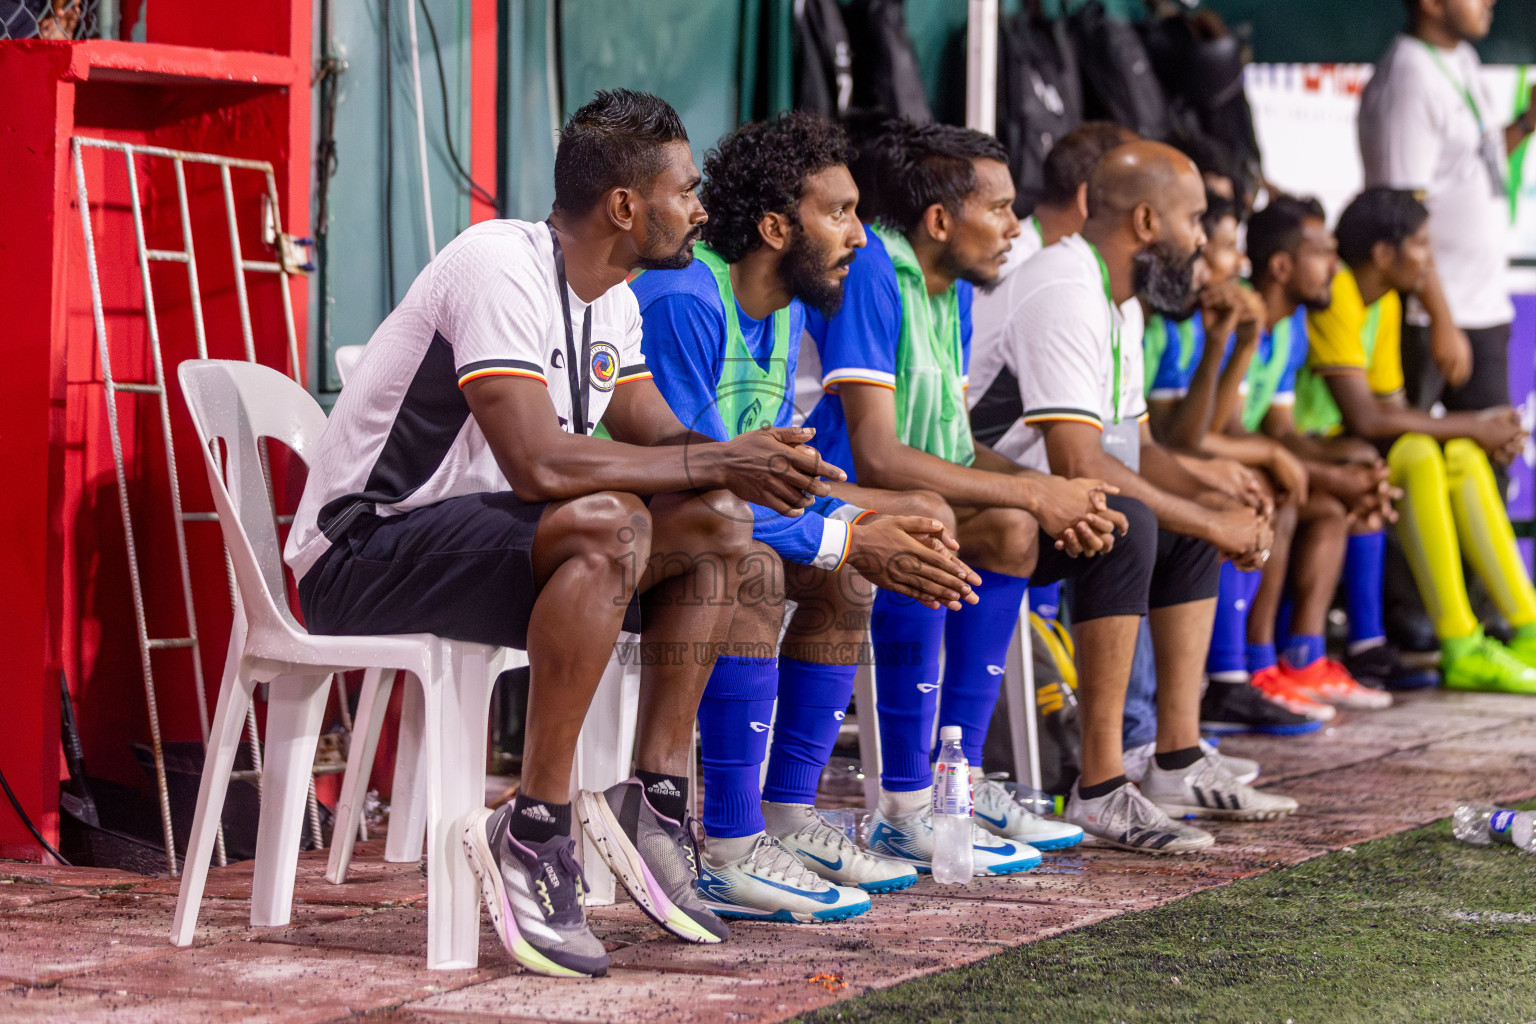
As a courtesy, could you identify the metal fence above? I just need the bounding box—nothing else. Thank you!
[0,0,98,40]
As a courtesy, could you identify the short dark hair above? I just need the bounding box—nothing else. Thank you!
[1334,187,1430,268]
[855,119,1009,235]
[1202,189,1239,236]
[1039,121,1136,208]
[553,89,690,215]
[698,113,855,263]
[1247,194,1326,285]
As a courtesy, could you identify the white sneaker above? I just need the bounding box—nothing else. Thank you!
[1064,780,1214,854]
[865,805,1042,876]
[1122,740,1260,786]
[695,833,870,923]
[1140,753,1298,822]
[970,777,1083,850]
[762,801,918,894]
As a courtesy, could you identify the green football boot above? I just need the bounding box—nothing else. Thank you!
[1441,627,1536,695]
[1506,623,1536,671]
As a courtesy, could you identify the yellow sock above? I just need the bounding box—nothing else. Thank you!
[1445,438,1536,629]
[1388,433,1479,640]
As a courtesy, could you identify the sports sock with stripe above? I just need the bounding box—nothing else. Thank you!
[1345,529,1388,653]
[635,770,689,824]
[936,569,1031,765]
[508,794,571,846]
[761,658,857,805]
[870,591,946,792]
[696,655,778,839]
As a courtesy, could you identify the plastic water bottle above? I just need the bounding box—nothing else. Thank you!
[931,726,974,884]
[1452,803,1536,852]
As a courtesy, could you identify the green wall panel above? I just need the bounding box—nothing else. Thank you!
[558,0,747,171]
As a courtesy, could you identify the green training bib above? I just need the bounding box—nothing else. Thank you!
[1240,315,1293,433]
[1293,300,1383,437]
[874,225,975,466]
[691,244,792,438]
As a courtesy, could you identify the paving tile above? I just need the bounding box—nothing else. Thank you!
[132,854,428,909]
[257,905,510,964]
[0,881,87,911]
[9,889,363,945]
[0,985,337,1024]
[57,939,512,1017]
[0,917,191,986]
[0,862,151,890]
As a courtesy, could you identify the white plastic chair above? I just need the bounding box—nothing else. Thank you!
[173,359,507,969]
[852,595,1041,812]
[320,344,636,906]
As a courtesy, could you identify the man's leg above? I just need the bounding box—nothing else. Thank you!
[1280,493,1346,670]
[691,542,874,922]
[1245,498,1298,671]
[1445,438,1536,668]
[572,489,755,947]
[1139,531,1298,824]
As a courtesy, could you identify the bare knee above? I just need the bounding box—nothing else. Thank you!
[541,491,651,568]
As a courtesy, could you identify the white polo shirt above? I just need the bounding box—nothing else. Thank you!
[969,234,1146,473]
[1359,34,1513,330]
[285,219,650,580]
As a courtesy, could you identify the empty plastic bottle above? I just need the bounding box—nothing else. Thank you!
[1452,803,1536,852]
[931,726,974,884]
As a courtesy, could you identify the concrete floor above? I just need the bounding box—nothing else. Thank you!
[4,688,1536,1023]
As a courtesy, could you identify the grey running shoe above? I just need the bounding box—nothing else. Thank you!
[1123,739,1260,786]
[577,779,727,944]
[461,805,609,978]
[1064,780,1215,854]
[1141,752,1298,822]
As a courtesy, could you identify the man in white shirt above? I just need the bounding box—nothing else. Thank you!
[970,141,1297,845]
[287,90,843,978]
[1359,0,1536,413]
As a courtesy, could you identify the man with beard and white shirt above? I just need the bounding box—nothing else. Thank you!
[968,141,1296,842]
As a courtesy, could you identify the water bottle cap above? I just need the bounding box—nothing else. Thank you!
[939,726,962,742]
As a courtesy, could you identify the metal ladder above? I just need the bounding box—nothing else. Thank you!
[70,138,333,877]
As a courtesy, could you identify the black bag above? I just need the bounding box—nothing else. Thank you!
[843,0,933,123]
[1068,0,1169,142]
[996,9,1083,215]
[794,0,855,117]
[1140,9,1262,200]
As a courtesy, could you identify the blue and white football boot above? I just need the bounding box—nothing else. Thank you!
[970,776,1084,851]
[866,804,1043,875]
[695,833,871,923]
[762,800,918,894]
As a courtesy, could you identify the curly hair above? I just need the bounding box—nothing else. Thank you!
[698,113,855,263]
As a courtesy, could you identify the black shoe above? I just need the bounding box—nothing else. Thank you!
[1343,642,1440,691]
[1200,679,1323,736]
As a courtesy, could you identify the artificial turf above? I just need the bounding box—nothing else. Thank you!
[797,803,1536,1024]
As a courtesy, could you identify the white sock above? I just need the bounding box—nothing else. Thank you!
[878,786,930,817]
[702,831,761,865]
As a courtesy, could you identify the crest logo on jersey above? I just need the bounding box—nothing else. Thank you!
[589,341,620,392]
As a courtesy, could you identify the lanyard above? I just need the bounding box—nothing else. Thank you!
[547,222,592,435]
[1421,40,1485,130]
[1085,241,1122,425]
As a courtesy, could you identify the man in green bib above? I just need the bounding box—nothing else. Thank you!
[632,113,1054,923]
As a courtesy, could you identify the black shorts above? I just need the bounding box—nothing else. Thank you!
[1401,321,1510,412]
[1031,495,1220,622]
[298,491,643,651]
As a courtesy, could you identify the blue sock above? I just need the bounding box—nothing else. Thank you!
[1245,641,1277,673]
[937,569,1030,765]
[1207,563,1259,677]
[696,655,778,838]
[1284,634,1326,669]
[761,658,857,806]
[1346,530,1387,648]
[871,591,947,792]
[1029,582,1062,620]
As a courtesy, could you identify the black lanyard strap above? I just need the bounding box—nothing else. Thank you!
[547,221,593,434]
